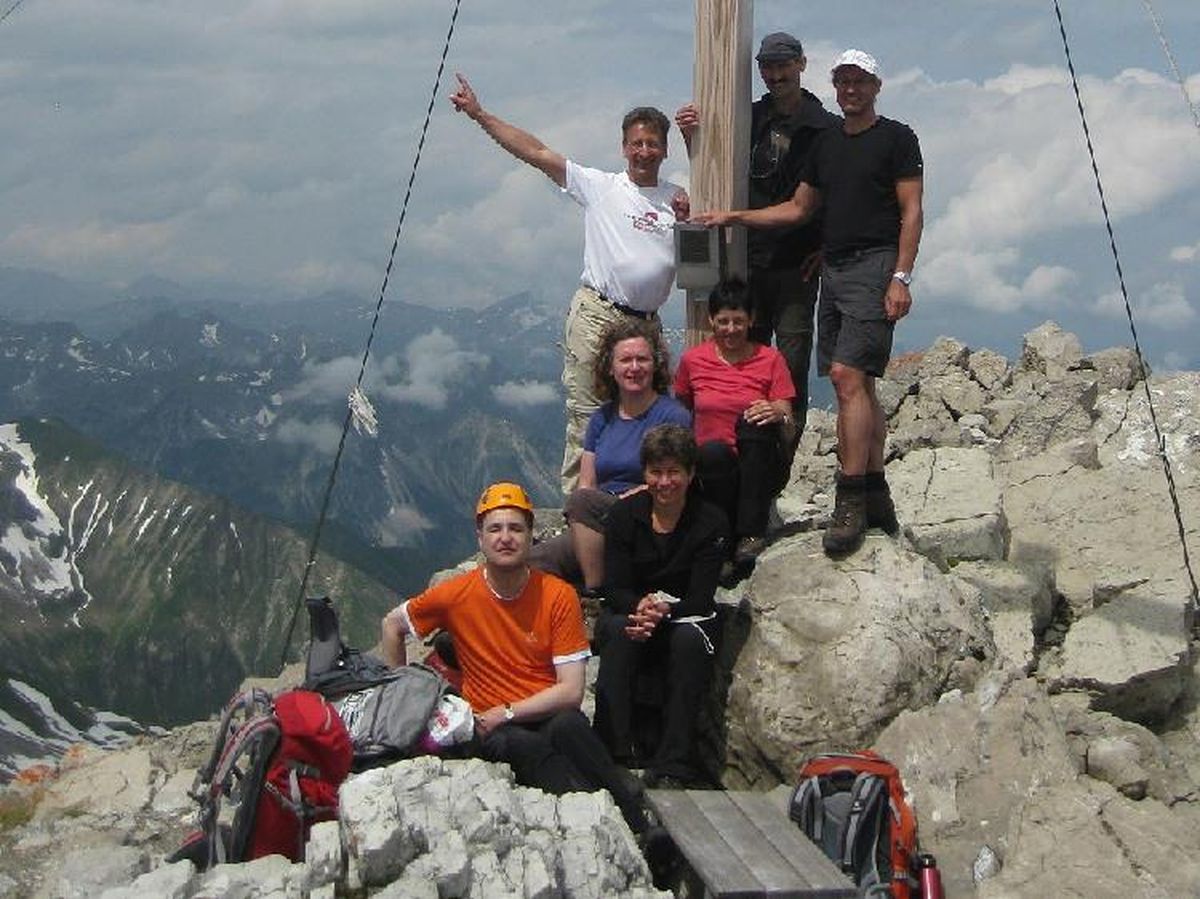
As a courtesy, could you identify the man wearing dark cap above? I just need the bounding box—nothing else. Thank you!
[676,32,838,437]
[694,50,924,558]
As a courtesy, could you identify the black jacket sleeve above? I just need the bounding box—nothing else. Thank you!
[675,504,729,619]
[603,496,644,615]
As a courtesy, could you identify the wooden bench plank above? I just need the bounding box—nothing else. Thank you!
[647,790,765,898]
[724,792,858,898]
[647,789,857,898]
[687,790,823,893]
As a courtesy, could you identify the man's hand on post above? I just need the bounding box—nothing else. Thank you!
[674,103,699,142]
[672,190,691,222]
[690,210,734,228]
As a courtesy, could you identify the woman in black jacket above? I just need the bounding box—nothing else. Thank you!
[593,424,730,787]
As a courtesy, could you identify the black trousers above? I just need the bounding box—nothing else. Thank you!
[748,264,819,434]
[592,609,717,781]
[476,707,646,832]
[698,417,791,540]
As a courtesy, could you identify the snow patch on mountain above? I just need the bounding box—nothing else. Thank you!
[0,423,91,613]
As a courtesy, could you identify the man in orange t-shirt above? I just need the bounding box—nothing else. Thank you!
[381,482,647,833]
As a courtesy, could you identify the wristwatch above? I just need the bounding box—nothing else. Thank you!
[503,703,515,722]
[892,270,913,286]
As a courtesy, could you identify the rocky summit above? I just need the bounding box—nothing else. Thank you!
[1,321,1198,898]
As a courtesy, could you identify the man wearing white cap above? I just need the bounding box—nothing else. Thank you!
[694,49,924,558]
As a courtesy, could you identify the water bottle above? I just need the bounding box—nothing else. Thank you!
[918,852,944,899]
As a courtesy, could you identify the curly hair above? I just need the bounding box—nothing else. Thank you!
[592,318,672,403]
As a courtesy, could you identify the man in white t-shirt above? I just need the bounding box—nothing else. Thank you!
[450,74,689,494]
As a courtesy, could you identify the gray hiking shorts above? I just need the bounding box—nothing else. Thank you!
[816,247,897,378]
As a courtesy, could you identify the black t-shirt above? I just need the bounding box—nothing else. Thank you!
[802,116,923,256]
[747,90,839,268]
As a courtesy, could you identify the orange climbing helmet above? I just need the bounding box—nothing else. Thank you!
[475,482,534,523]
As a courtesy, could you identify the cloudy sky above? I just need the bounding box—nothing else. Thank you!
[3,0,1199,369]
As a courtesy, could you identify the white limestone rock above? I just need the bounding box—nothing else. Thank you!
[99,861,196,899]
[303,820,342,891]
[949,560,1053,673]
[872,678,1078,898]
[976,781,1200,898]
[889,447,1008,565]
[918,336,971,375]
[967,347,1011,392]
[1087,346,1148,391]
[1020,320,1084,377]
[192,854,302,898]
[1040,591,1190,723]
[47,846,147,899]
[721,533,993,788]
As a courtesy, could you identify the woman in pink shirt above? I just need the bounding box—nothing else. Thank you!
[673,279,797,569]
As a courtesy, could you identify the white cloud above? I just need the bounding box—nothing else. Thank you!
[492,380,560,408]
[913,63,1200,319]
[282,330,488,410]
[4,220,177,267]
[983,65,1070,95]
[285,356,361,403]
[1170,242,1199,263]
[376,330,487,410]
[283,257,381,294]
[919,247,1078,311]
[1093,282,1196,328]
[275,416,343,453]
[375,503,435,547]
[1,1,1197,372]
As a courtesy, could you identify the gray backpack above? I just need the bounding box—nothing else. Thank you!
[333,664,449,766]
[788,751,919,899]
[303,596,451,767]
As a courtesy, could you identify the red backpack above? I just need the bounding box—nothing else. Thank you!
[789,750,920,898]
[171,689,353,869]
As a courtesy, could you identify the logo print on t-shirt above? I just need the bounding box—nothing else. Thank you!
[629,209,670,235]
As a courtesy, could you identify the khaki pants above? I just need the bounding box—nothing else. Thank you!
[559,286,660,494]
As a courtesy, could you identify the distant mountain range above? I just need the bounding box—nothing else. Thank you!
[0,266,567,583]
[0,417,405,779]
[0,265,575,778]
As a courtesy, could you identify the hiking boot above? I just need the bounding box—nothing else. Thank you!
[637,825,679,890]
[865,471,899,536]
[823,475,868,557]
[734,536,767,566]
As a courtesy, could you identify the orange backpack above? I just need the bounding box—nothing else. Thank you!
[789,750,920,898]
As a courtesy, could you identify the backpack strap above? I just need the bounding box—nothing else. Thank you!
[788,777,824,843]
[305,596,346,683]
[224,716,281,864]
[841,773,888,888]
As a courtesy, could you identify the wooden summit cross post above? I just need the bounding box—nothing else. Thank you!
[683,0,753,347]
